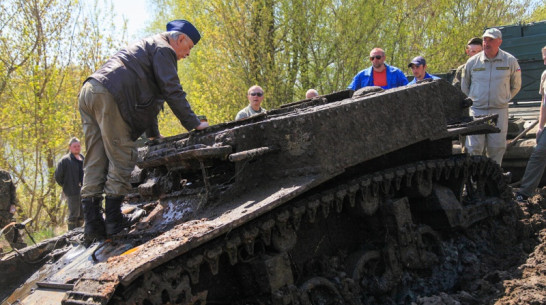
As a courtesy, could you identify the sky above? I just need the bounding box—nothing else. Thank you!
[110,0,151,41]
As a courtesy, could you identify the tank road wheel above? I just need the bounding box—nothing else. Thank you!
[344,250,396,295]
[416,225,442,265]
[299,277,344,305]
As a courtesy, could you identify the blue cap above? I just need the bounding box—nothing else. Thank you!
[166,20,201,45]
[408,56,426,67]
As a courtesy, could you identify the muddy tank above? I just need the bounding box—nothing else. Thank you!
[3,79,513,305]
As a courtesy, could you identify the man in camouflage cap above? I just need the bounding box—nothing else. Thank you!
[0,169,26,250]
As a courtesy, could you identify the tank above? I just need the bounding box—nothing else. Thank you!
[3,79,513,305]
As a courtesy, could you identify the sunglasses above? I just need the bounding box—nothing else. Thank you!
[370,55,383,60]
[249,92,263,97]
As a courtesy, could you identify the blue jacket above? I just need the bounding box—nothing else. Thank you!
[348,64,409,90]
[408,72,440,85]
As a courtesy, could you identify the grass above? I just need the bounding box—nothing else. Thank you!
[1,225,67,254]
[24,226,67,245]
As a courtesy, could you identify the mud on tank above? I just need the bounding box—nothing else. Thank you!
[3,79,514,305]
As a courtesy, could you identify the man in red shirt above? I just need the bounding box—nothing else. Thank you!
[348,48,408,90]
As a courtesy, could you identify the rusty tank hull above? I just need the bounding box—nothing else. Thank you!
[4,79,512,305]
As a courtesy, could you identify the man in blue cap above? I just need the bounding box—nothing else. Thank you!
[407,56,440,85]
[78,19,209,243]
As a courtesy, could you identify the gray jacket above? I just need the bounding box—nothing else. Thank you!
[235,105,266,120]
[55,153,84,196]
[88,33,200,140]
[461,49,521,109]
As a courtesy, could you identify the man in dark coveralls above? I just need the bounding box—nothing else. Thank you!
[78,19,209,242]
[0,169,26,250]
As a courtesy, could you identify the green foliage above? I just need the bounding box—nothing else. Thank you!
[526,4,546,21]
[0,0,124,231]
[147,0,531,134]
[24,226,66,245]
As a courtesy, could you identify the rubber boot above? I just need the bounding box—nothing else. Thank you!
[82,197,106,243]
[67,220,78,230]
[105,196,131,236]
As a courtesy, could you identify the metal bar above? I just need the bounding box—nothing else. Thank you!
[228,147,276,162]
[506,120,538,148]
[36,281,75,290]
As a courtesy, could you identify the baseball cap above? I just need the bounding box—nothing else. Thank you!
[467,37,483,45]
[408,56,426,68]
[166,20,201,45]
[483,28,502,40]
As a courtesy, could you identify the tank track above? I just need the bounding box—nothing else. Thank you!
[96,155,511,305]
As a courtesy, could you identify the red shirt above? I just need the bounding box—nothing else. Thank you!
[373,69,387,87]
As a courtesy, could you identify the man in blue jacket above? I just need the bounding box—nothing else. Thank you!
[348,48,408,90]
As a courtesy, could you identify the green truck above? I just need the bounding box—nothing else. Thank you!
[500,20,545,103]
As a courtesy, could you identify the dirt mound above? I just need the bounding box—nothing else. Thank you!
[414,188,546,305]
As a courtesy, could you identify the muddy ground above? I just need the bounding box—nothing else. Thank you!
[414,187,546,305]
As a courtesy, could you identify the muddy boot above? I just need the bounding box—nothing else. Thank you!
[82,197,106,243]
[67,220,78,230]
[105,196,141,236]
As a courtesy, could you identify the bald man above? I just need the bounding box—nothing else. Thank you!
[306,89,319,99]
[348,47,408,90]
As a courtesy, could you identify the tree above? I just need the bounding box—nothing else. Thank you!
[145,0,529,133]
[526,3,546,21]
[0,0,123,231]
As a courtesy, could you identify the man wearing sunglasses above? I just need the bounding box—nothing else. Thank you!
[235,85,266,120]
[348,48,408,91]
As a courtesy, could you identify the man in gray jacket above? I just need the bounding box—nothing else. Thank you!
[78,19,209,242]
[55,137,84,230]
[461,28,521,166]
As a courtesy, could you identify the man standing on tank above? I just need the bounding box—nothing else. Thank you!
[515,46,546,202]
[78,19,209,243]
[348,48,408,91]
[461,28,521,166]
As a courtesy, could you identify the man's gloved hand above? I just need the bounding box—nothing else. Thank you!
[145,135,164,146]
